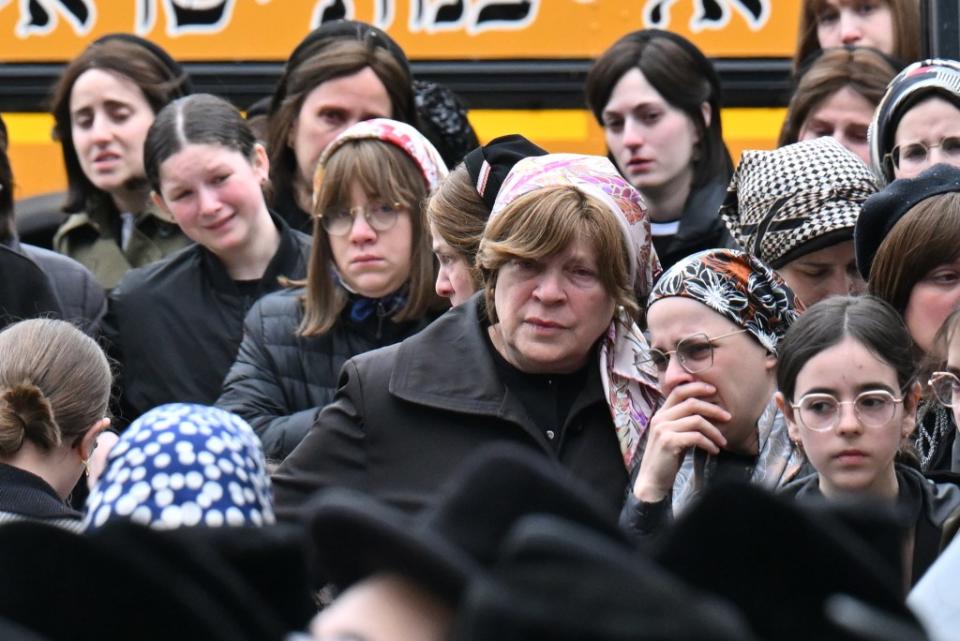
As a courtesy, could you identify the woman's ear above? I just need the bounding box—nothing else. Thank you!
[151,190,170,215]
[775,391,802,442]
[252,142,270,182]
[901,381,922,440]
[78,417,111,462]
[700,101,712,129]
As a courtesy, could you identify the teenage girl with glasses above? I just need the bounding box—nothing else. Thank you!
[217,118,446,462]
[777,295,960,586]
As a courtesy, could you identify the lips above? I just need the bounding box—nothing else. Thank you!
[626,157,653,172]
[525,317,566,330]
[350,254,384,266]
[201,212,235,231]
[833,449,868,464]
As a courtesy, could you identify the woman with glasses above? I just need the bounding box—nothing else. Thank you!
[622,248,807,539]
[777,295,959,585]
[217,119,445,461]
[270,153,662,514]
[870,59,960,184]
[925,307,960,474]
[856,164,960,472]
[104,94,311,424]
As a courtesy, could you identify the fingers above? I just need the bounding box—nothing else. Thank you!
[650,415,726,455]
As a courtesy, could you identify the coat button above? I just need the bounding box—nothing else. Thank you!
[546,430,555,440]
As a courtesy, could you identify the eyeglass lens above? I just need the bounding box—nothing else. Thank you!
[322,202,401,236]
[893,136,960,170]
[797,392,898,432]
[930,372,960,408]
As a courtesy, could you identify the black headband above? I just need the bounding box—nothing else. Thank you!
[462,134,548,213]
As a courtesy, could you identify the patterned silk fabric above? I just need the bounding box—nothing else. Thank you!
[489,154,663,470]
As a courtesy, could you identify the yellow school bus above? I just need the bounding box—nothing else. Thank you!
[0,0,800,201]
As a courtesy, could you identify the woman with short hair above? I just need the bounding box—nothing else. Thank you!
[271,153,662,515]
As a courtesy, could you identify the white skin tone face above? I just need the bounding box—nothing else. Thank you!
[310,574,454,641]
[903,258,960,353]
[633,297,777,502]
[489,237,615,375]
[797,86,874,165]
[430,227,477,306]
[289,68,393,212]
[815,0,895,54]
[892,97,960,179]
[327,182,413,298]
[777,336,917,500]
[70,68,156,212]
[778,241,864,307]
[154,142,277,280]
[601,67,707,221]
[946,328,960,427]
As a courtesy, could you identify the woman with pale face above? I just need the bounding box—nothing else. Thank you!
[794,0,919,71]
[624,249,806,539]
[927,307,960,474]
[858,164,960,473]
[104,94,310,421]
[779,46,897,165]
[585,30,734,270]
[870,59,960,184]
[777,296,960,586]
[721,137,879,307]
[269,154,662,514]
[266,23,418,233]
[426,135,547,307]
[218,119,446,462]
[50,34,193,289]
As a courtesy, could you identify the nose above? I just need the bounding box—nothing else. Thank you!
[846,270,866,296]
[622,118,645,149]
[435,267,454,299]
[198,187,220,215]
[835,402,863,436]
[839,13,863,45]
[531,267,566,304]
[89,115,112,144]
[347,209,377,245]
[661,352,695,394]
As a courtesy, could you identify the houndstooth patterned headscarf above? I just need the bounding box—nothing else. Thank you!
[720,137,879,269]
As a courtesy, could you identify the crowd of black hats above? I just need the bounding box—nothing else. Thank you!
[0,444,945,641]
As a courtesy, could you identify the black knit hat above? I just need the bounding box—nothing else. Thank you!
[462,134,548,212]
[304,444,626,601]
[456,514,757,641]
[869,58,960,183]
[854,163,960,278]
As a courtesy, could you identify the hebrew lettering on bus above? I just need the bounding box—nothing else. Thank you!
[644,0,769,31]
[412,0,538,34]
[14,0,95,36]
[136,0,236,36]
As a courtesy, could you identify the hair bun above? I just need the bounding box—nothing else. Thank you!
[0,383,60,454]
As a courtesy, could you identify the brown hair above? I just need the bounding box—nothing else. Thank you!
[477,185,639,324]
[50,38,189,214]
[794,0,919,72]
[298,139,440,335]
[779,47,897,147]
[868,192,960,318]
[585,29,732,192]
[266,38,414,211]
[0,114,13,244]
[0,319,111,456]
[425,163,489,290]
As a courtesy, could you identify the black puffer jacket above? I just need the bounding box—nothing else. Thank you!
[216,288,436,461]
[105,215,310,424]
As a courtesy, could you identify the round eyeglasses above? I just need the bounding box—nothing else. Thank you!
[929,371,960,408]
[790,390,903,433]
[319,202,404,237]
[887,136,960,173]
[637,329,748,375]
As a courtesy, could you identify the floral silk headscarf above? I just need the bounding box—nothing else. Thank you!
[490,154,663,470]
[648,249,803,355]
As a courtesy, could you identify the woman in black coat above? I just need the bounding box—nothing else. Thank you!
[272,153,663,515]
[104,95,311,424]
[216,119,447,460]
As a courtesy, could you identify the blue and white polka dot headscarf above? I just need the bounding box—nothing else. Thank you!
[83,404,275,531]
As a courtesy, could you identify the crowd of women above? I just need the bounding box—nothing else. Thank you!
[1,1,960,640]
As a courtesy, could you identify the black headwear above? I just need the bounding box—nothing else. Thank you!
[91,33,193,97]
[854,163,960,279]
[463,134,548,212]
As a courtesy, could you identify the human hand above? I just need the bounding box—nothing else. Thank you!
[632,381,729,502]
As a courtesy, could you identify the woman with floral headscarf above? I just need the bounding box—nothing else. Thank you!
[623,249,809,540]
[217,119,447,462]
[272,153,662,516]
